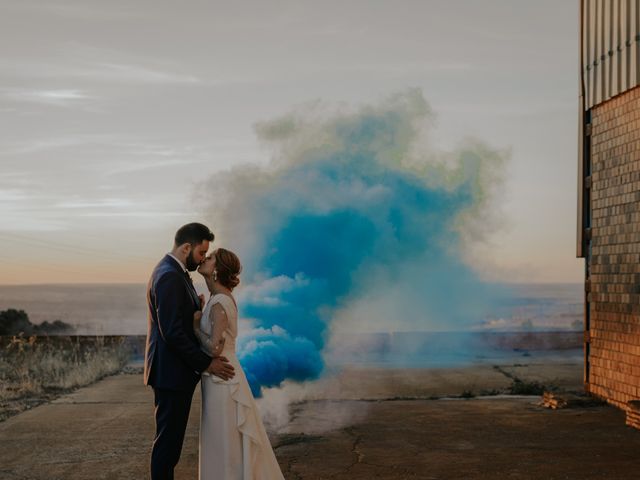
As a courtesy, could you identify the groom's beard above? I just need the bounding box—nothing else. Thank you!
[185,250,200,271]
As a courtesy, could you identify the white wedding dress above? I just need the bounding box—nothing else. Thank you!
[195,293,284,480]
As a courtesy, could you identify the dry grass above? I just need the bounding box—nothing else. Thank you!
[0,335,131,421]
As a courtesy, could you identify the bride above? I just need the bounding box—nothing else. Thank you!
[193,248,284,480]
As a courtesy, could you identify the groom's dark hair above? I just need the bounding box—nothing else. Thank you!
[174,222,214,247]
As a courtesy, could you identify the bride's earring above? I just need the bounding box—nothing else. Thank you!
[213,270,218,281]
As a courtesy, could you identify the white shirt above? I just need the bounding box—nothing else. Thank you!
[167,254,205,377]
[167,253,188,273]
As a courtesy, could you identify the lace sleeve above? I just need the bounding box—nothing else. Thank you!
[207,302,229,357]
[193,311,210,351]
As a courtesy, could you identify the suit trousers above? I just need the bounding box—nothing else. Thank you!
[150,386,196,480]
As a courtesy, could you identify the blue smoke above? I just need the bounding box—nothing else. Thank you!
[210,90,507,397]
[237,326,324,397]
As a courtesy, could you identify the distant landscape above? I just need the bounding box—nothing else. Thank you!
[0,283,148,335]
[0,282,583,336]
[0,308,73,336]
[0,281,584,423]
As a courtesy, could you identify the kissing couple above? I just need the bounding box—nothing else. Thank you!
[144,222,284,479]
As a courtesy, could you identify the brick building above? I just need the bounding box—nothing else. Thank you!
[578,0,640,417]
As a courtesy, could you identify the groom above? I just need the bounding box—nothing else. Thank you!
[144,222,235,480]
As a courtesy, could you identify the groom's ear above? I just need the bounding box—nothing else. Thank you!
[178,242,192,255]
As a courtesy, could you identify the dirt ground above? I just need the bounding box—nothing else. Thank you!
[1,358,639,479]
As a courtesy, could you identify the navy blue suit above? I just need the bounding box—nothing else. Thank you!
[145,254,212,480]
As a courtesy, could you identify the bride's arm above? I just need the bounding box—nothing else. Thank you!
[193,310,210,348]
[207,303,228,357]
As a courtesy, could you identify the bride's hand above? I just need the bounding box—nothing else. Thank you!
[193,310,202,331]
[206,356,235,380]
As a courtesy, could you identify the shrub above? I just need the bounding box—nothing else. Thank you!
[0,309,73,335]
[0,335,130,399]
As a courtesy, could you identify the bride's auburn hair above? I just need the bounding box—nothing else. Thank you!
[214,248,242,291]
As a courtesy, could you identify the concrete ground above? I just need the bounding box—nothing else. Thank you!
[1,358,639,479]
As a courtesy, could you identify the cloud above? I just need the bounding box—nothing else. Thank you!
[74,211,190,218]
[0,188,30,202]
[2,88,94,107]
[331,61,475,75]
[78,62,201,85]
[55,198,134,209]
[2,1,142,20]
[0,58,201,85]
[0,189,70,232]
[437,99,576,117]
[0,172,43,188]
[0,217,69,233]
[102,159,205,176]
[0,134,116,155]
[0,136,205,166]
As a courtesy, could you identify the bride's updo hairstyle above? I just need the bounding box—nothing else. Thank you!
[214,248,242,291]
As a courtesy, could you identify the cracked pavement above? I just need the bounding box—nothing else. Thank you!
[2,360,640,479]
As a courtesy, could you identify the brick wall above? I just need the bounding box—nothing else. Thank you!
[588,85,640,410]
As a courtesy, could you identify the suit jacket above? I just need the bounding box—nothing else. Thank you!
[144,254,212,391]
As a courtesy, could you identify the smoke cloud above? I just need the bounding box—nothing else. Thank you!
[203,89,509,396]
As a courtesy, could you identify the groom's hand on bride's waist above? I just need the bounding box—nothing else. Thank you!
[207,356,235,380]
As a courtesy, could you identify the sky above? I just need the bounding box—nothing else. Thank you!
[0,0,583,285]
